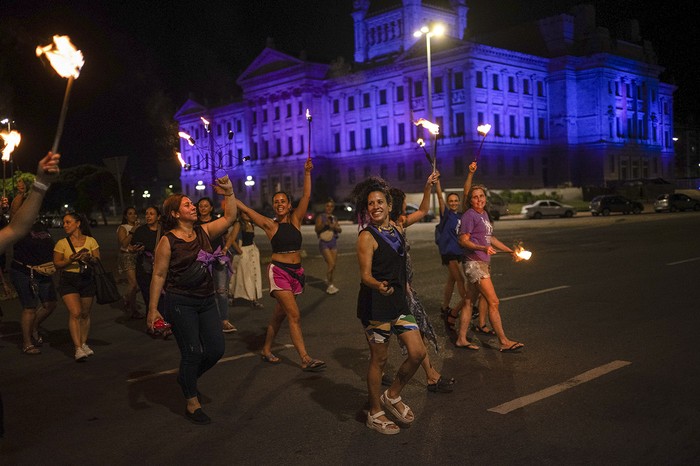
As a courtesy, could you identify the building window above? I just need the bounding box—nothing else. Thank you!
[297,171,303,188]
[492,74,500,90]
[333,99,339,114]
[348,96,355,111]
[349,130,356,151]
[379,89,387,105]
[396,85,404,102]
[477,111,485,125]
[397,123,405,145]
[509,115,517,137]
[434,76,443,94]
[454,155,464,176]
[380,164,387,179]
[455,112,465,136]
[528,157,534,176]
[217,124,222,136]
[252,142,258,160]
[274,106,280,120]
[349,168,356,185]
[252,112,257,125]
[286,103,292,118]
[380,125,388,147]
[523,79,530,95]
[616,117,622,138]
[298,101,303,115]
[236,119,242,132]
[284,175,292,193]
[227,121,232,132]
[476,71,484,88]
[413,160,422,180]
[454,71,464,90]
[398,162,406,181]
[436,116,444,135]
[494,114,501,136]
[287,136,293,155]
[615,82,620,96]
[414,80,423,97]
[262,140,269,159]
[537,81,544,97]
[263,109,268,123]
[508,76,515,93]
[524,116,532,139]
[275,138,281,157]
[608,81,613,95]
[538,117,546,139]
[334,133,341,153]
[364,128,372,149]
[363,92,371,108]
[298,135,304,154]
[260,179,268,200]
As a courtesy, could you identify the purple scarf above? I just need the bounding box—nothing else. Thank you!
[196,246,232,273]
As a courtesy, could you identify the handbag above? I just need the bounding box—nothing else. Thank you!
[319,229,334,242]
[32,262,57,276]
[92,258,121,305]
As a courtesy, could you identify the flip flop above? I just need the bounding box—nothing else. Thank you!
[301,359,326,372]
[22,345,41,355]
[455,342,479,351]
[500,342,524,353]
[473,324,496,335]
[427,377,455,393]
[261,353,281,364]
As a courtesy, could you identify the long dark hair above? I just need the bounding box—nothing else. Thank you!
[388,187,405,222]
[350,176,392,228]
[161,194,186,231]
[121,206,136,225]
[63,212,92,236]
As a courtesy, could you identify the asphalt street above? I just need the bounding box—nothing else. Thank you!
[2,211,699,465]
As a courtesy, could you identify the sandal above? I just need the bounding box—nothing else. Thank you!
[427,376,455,393]
[473,324,495,335]
[301,357,326,372]
[380,390,414,424]
[222,321,238,333]
[366,410,400,435]
[261,353,281,364]
[445,311,458,331]
[440,306,452,317]
[22,345,41,355]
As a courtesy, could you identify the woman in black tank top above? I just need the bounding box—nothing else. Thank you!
[233,157,325,372]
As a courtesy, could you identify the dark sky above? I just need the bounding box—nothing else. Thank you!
[1,0,696,187]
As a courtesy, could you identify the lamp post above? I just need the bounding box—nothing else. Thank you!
[413,23,445,121]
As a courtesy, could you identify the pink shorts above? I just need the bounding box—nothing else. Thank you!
[268,262,304,296]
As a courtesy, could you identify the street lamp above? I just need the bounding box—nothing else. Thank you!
[413,23,445,120]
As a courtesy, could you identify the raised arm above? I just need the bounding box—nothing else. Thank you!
[200,176,237,242]
[0,152,60,255]
[404,171,438,227]
[235,199,277,239]
[461,161,477,212]
[436,176,446,217]
[292,158,313,226]
[225,220,243,255]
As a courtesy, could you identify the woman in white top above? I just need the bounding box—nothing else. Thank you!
[117,207,144,319]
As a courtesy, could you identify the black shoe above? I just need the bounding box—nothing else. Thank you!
[185,408,211,425]
[381,373,393,387]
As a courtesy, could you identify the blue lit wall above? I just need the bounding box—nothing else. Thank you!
[175,1,675,208]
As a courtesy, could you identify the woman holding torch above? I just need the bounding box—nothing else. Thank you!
[146,176,236,425]
[456,185,524,352]
[234,158,325,371]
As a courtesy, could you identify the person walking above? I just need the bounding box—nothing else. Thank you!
[352,176,427,434]
[196,197,236,333]
[146,176,237,425]
[53,213,100,361]
[234,158,325,371]
[131,205,161,313]
[226,212,263,309]
[315,199,341,295]
[117,207,144,319]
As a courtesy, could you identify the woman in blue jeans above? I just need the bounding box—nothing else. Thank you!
[147,176,237,425]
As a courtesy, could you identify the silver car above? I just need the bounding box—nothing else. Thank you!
[521,200,575,219]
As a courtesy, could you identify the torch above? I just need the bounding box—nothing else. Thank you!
[416,138,433,167]
[414,118,440,173]
[36,35,85,153]
[474,124,492,163]
[306,108,312,160]
[0,130,21,198]
[512,242,533,262]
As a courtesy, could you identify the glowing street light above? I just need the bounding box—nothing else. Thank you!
[413,23,445,120]
[244,175,255,187]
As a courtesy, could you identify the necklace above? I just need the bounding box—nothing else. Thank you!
[180,228,194,238]
[377,225,395,235]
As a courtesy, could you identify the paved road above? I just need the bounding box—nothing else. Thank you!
[2,211,700,464]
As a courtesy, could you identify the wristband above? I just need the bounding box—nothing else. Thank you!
[223,191,234,197]
[32,181,49,193]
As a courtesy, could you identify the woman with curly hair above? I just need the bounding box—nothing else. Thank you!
[352,176,427,435]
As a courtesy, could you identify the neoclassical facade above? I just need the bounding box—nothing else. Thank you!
[175,0,675,207]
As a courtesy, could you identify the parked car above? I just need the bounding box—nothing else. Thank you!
[332,202,357,222]
[653,193,700,212]
[589,195,643,216]
[521,200,576,219]
[405,203,436,222]
[486,192,509,220]
[301,211,315,224]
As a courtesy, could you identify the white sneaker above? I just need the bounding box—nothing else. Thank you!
[75,347,88,362]
[326,284,339,295]
[82,344,94,356]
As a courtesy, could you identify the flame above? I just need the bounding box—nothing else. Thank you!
[176,151,186,168]
[36,35,84,79]
[416,138,425,147]
[414,118,439,135]
[0,130,21,162]
[200,117,210,126]
[477,124,492,137]
[306,108,311,121]
[178,131,195,146]
[513,244,532,261]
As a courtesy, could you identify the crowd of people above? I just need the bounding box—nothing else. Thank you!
[1,152,525,435]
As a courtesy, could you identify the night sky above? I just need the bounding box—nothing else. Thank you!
[1,0,697,189]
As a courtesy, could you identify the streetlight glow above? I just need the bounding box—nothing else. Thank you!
[413,23,445,121]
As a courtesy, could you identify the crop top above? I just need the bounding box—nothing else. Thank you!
[270,222,302,253]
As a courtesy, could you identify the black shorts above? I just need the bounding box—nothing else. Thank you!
[58,271,96,297]
[441,254,462,266]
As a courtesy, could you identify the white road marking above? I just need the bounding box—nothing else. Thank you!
[500,285,570,301]
[126,344,295,383]
[488,360,632,414]
[667,257,700,266]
